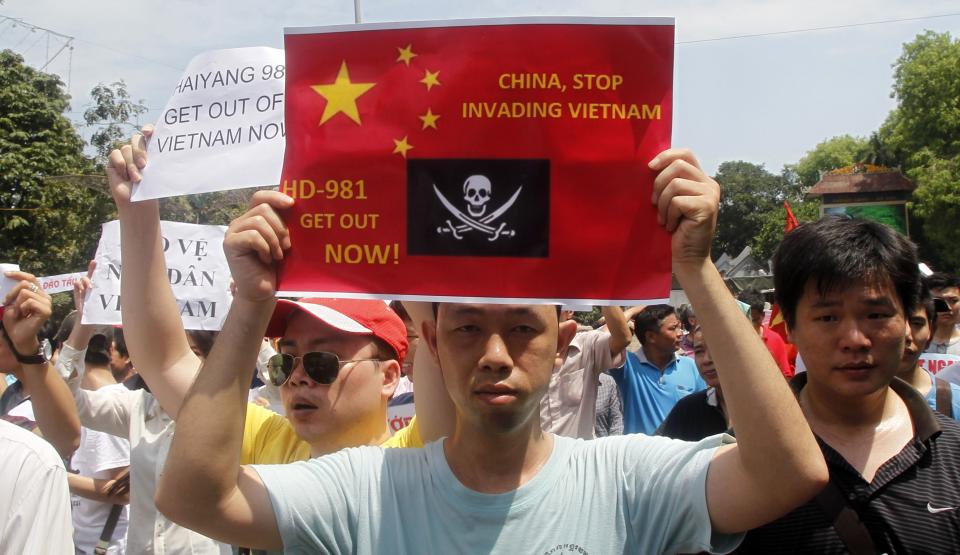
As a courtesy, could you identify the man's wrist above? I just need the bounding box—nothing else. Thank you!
[672,257,715,285]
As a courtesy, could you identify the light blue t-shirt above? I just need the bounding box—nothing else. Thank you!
[924,370,960,421]
[612,350,707,435]
[253,434,741,554]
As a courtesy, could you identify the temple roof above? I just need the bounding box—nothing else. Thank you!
[808,164,915,196]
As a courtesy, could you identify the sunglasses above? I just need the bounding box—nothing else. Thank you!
[267,351,380,386]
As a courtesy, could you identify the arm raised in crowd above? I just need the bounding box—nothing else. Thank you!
[403,301,456,442]
[2,272,81,457]
[106,127,202,418]
[649,149,828,533]
[600,305,631,357]
[156,191,290,549]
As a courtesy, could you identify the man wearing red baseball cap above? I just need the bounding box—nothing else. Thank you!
[256,297,407,453]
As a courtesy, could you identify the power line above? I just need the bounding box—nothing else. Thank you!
[678,12,960,45]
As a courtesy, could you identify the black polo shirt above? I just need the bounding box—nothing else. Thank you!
[736,374,960,554]
[655,388,731,441]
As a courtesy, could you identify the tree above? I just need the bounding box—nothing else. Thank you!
[712,161,789,258]
[0,50,110,278]
[879,31,960,271]
[84,81,148,167]
[790,135,872,188]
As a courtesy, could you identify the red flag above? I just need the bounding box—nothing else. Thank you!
[784,200,799,233]
[277,18,675,303]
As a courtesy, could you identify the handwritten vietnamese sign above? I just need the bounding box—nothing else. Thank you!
[277,17,675,305]
[132,47,286,201]
[83,220,232,330]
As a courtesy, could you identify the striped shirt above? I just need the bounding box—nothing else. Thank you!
[736,375,960,554]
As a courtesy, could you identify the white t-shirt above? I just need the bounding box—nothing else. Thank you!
[71,383,131,555]
[0,418,74,554]
[253,434,741,554]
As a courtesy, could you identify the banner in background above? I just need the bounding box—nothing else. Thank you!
[38,272,86,294]
[83,220,233,330]
[278,17,675,304]
[132,47,286,201]
[920,353,960,375]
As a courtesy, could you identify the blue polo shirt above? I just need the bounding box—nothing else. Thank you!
[611,349,706,435]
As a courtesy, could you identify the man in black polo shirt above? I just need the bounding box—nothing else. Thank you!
[657,326,732,441]
[737,217,960,554]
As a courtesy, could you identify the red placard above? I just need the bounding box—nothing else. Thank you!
[279,18,674,304]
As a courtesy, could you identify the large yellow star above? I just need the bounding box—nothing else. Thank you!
[420,69,441,91]
[419,108,440,130]
[393,136,414,158]
[311,61,375,125]
[396,44,417,66]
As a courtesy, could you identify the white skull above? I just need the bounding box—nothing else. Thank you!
[463,175,492,218]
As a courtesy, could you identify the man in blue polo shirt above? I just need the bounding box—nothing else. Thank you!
[612,304,706,434]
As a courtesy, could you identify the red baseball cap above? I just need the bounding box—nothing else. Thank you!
[265,298,408,363]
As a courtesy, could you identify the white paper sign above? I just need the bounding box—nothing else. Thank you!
[132,47,286,201]
[919,353,960,375]
[0,263,21,301]
[38,272,86,294]
[83,220,233,330]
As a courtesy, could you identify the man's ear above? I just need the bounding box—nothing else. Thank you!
[379,359,401,399]
[421,319,441,365]
[557,319,578,356]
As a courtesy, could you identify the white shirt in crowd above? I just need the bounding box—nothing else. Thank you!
[0,418,75,554]
[71,382,131,555]
[60,343,232,554]
[540,327,626,439]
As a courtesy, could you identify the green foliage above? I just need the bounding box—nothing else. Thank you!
[84,81,148,168]
[909,155,960,271]
[712,161,792,258]
[751,197,820,261]
[880,31,960,272]
[159,188,259,226]
[790,135,872,188]
[0,49,110,276]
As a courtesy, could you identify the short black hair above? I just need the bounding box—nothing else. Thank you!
[737,289,766,313]
[84,326,115,366]
[113,328,128,358]
[186,330,218,359]
[633,304,676,345]
[772,216,920,329]
[924,272,960,292]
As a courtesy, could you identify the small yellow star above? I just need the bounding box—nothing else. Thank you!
[311,61,375,125]
[420,69,441,91]
[418,108,440,130]
[396,44,417,66]
[393,136,414,158]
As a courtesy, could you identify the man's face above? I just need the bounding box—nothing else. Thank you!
[647,313,682,354]
[277,312,393,444]
[692,331,720,388]
[401,318,418,379]
[932,286,960,327]
[900,305,932,375]
[789,279,905,399]
[429,304,559,434]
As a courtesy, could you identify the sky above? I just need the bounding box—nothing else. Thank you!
[2,0,959,175]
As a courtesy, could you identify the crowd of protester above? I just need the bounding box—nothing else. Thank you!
[1,129,959,554]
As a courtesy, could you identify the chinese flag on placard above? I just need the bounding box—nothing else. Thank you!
[278,19,675,303]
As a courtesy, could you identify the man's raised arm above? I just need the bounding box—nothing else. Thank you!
[600,305,631,358]
[649,149,828,534]
[106,127,202,418]
[155,191,291,550]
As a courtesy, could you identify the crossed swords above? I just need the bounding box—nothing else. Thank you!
[434,184,522,241]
